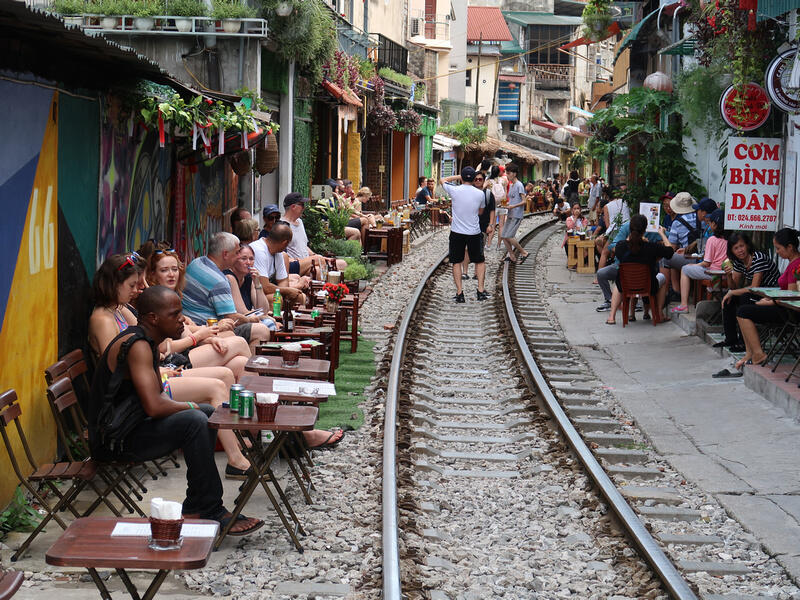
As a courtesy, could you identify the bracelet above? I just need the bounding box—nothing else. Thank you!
[254,285,262,290]
[186,401,196,410]
[189,334,197,346]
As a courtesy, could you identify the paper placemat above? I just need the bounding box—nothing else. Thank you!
[111,522,218,538]
[271,380,336,396]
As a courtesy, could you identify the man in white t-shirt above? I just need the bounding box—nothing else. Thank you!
[587,174,601,224]
[282,192,348,277]
[441,166,487,303]
[249,222,306,306]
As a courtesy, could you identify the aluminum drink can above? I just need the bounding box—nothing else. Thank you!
[229,384,244,413]
[239,391,255,419]
[311,308,320,318]
[206,318,218,326]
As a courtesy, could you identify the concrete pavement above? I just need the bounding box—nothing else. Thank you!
[541,233,800,584]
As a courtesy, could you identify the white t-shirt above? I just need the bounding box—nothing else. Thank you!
[444,182,485,235]
[285,218,310,259]
[249,238,288,282]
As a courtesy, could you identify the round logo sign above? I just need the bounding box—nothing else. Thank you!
[765,49,800,113]
[719,83,771,131]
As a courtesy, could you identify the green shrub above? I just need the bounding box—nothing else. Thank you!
[320,238,362,258]
[342,262,368,280]
[0,488,42,537]
[167,0,208,16]
[303,206,328,253]
[438,118,487,146]
[312,204,353,239]
[378,67,413,88]
[212,0,256,19]
[52,0,86,14]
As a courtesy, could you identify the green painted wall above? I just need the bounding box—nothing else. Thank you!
[57,94,99,277]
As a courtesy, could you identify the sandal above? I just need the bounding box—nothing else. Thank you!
[519,254,530,264]
[219,512,264,537]
[712,368,743,378]
[670,305,688,313]
[643,313,651,321]
[605,319,616,325]
[309,428,344,449]
[629,315,636,322]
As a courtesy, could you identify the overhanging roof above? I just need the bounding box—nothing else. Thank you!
[501,35,524,54]
[503,12,583,26]
[757,0,800,20]
[0,2,178,91]
[613,2,681,63]
[467,6,513,42]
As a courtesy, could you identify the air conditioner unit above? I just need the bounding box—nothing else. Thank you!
[410,17,422,36]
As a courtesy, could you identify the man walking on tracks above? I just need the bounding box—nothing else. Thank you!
[440,167,488,303]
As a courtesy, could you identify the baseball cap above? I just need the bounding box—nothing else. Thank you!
[461,166,476,182]
[262,204,280,218]
[692,197,718,213]
[283,192,310,208]
[670,192,695,215]
[708,208,725,229]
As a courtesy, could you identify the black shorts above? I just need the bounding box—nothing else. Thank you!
[288,260,300,275]
[347,217,362,229]
[449,232,485,264]
[233,323,253,342]
[736,303,786,324]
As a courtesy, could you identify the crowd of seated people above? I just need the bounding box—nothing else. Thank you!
[85,192,362,535]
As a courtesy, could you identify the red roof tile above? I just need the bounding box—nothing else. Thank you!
[467,6,513,42]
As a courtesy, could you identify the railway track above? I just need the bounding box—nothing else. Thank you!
[381,216,796,599]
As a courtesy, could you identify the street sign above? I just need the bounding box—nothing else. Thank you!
[724,137,782,231]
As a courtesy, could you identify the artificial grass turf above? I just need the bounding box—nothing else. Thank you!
[315,337,376,431]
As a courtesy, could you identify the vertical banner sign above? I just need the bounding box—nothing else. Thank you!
[725,137,782,231]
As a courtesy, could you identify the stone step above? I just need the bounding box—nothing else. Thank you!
[658,533,722,545]
[565,404,613,418]
[596,447,649,464]
[607,464,662,480]
[620,485,683,505]
[638,506,702,522]
[677,560,750,575]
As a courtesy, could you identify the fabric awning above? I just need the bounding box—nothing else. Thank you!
[501,36,524,55]
[530,149,561,162]
[502,11,583,26]
[560,22,622,50]
[569,106,594,119]
[499,74,526,82]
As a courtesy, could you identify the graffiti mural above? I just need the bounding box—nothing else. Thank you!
[98,97,172,262]
[176,159,237,261]
[0,81,60,505]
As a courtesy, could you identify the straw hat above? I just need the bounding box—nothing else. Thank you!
[670,192,695,215]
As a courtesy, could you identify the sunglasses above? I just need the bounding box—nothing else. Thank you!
[117,251,142,271]
[474,178,485,182]
[266,214,280,221]
[155,248,176,255]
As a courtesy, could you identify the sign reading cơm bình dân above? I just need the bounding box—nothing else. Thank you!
[725,137,782,231]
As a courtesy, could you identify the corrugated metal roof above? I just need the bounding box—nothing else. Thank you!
[500,36,524,54]
[0,1,181,90]
[502,12,583,26]
[467,6,513,42]
[758,0,800,20]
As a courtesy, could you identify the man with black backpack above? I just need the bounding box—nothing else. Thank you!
[663,192,705,303]
[89,285,263,536]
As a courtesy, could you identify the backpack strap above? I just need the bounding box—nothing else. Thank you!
[103,327,156,399]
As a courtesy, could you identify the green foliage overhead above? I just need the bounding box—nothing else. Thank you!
[378,67,413,88]
[166,0,208,16]
[675,63,729,140]
[438,118,487,146]
[260,0,336,84]
[212,0,256,19]
[587,87,705,206]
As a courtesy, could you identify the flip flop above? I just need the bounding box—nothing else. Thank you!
[309,428,344,449]
[605,320,616,325]
[712,368,743,378]
[219,512,264,537]
[643,313,651,320]
[519,254,530,264]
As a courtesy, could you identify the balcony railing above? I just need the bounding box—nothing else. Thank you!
[408,10,450,41]
[528,63,573,88]
[375,33,408,75]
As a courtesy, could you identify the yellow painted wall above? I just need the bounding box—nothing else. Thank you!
[346,128,362,189]
[0,95,59,505]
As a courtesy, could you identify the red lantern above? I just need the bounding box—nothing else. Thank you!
[643,71,673,93]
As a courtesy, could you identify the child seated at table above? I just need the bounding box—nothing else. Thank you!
[672,209,727,314]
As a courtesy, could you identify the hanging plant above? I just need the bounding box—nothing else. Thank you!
[581,0,613,40]
[395,109,421,133]
[367,103,396,135]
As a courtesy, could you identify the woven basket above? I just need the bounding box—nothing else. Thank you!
[255,133,278,175]
[149,517,183,542]
[229,150,251,176]
[256,401,278,422]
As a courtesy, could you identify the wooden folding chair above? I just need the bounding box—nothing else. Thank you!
[618,263,662,327]
[0,389,120,561]
[46,377,145,518]
[0,568,23,600]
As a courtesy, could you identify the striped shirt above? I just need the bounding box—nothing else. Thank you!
[182,256,237,325]
[732,250,780,287]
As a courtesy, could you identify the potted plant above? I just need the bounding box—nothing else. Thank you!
[129,0,165,30]
[212,0,256,33]
[342,261,369,293]
[167,0,207,31]
[581,0,612,40]
[52,0,86,26]
[96,0,126,29]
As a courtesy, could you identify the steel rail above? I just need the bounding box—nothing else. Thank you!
[382,245,449,600]
[501,225,699,600]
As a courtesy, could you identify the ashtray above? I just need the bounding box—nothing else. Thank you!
[148,536,183,551]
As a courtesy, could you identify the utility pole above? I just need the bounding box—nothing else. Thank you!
[474,32,482,110]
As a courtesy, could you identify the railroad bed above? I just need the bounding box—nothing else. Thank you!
[383,217,800,600]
